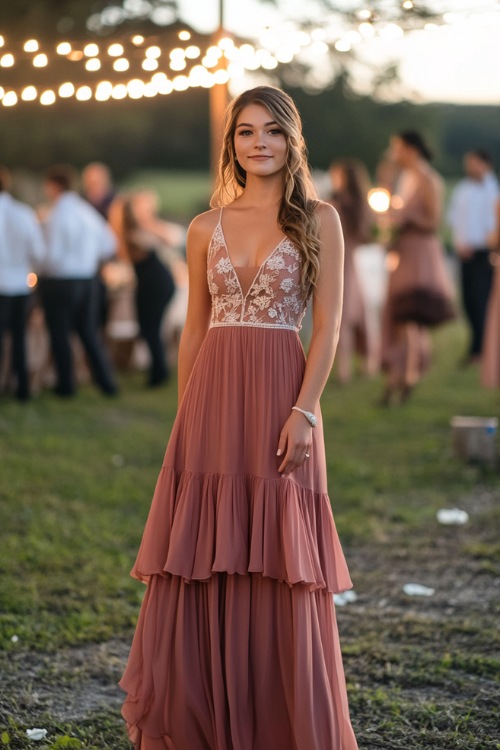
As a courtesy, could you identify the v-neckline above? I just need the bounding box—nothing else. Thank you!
[218,219,286,300]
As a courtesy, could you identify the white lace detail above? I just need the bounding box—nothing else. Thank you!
[207,221,306,332]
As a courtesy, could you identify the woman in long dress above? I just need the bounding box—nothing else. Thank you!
[119,86,358,750]
[329,158,374,382]
[380,131,455,405]
[481,199,500,388]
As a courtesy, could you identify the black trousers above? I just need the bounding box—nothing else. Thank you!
[0,294,32,400]
[39,276,117,396]
[460,249,494,357]
[134,253,176,386]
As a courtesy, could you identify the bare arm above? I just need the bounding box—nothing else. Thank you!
[277,203,344,475]
[177,214,213,405]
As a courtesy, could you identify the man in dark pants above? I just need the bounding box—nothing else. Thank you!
[39,165,118,397]
[0,166,45,401]
[448,150,499,364]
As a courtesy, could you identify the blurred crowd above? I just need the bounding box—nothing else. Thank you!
[0,162,187,400]
[0,134,499,404]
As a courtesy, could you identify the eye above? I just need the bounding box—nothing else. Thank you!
[269,128,282,135]
[237,129,253,136]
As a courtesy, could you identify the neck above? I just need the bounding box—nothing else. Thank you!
[238,172,284,209]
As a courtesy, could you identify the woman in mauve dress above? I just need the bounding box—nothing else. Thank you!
[481,199,500,388]
[119,86,358,750]
[329,158,374,383]
[380,131,455,405]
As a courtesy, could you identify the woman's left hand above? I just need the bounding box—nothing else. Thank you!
[277,411,312,476]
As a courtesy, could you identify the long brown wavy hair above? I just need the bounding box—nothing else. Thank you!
[211,86,320,299]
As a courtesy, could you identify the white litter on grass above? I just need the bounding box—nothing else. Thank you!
[26,728,48,741]
[437,508,469,525]
[111,454,125,467]
[403,583,435,597]
[334,590,358,606]
[11,634,19,643]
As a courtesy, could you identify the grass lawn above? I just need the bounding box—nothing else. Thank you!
[0,320,499,749]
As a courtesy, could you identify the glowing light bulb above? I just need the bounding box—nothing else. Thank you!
[132,35,145,45]
[68,50,84,61]
[56,42,72,55]
[127,79,145,99]
[146,45,161,59]
[40,90,56,106]
[178,30,191,41]
[217,37,234,51]
[85,58,101,71]
[185,45,200,59]
[367,188,391,213]
[0,54,15,67]
[0,87,4,100]
[59,82,75,97]
[27,273,38,288]
[142,58,159,71]
[0,36,4,48]
[33,53,48,67]
[76,86,92,101]
[108,43,124,57]
[334,38,351,52]
[213,69,230,84]
[170,58,186,71]
[113,58,130,72]
[173,75,189,91]
[96,81,113,101]
[84,43,99,57]
[2,91,17,106]
[402,0,414,8]
[111,83,127,99]
[21,86,37,101]
[24,39,39,53]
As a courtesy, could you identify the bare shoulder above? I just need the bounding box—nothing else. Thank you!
[187,208,220,247]
[314,200,341,229]
[420,165,443,195]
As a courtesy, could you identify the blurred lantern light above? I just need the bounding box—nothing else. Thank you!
[27,272,38,288]
[96,81,113,101]
[178,30,191,41]
[142,58,159,71]
[170,58,186,71]
[24,39,39,53]
[357,8,372,20]
[188,64,206,85]
[170,47,186,59]
[359,22,375,37]
[218,37,234,51]
[2,91,17,106]
[1,54,15,67]
[85,57,101,71]
[108,43,124,56]
[173,75,189,91]
[335,38,351,52]
[275,46,295,63]
[68,50,84,61]
[132,35,145,45]
[127,79,145,99]
[56,42,72,55]
[33,53,48,67]
[202,55,218,68]
[368,188,391,213]
[146,45,162,59]
[402,0,414,8]
[40,90,56,105]
[113,58,130,72]
[84,43,99,57]
[214,68,231,84]
[76,85,92,101]
[144,82,157,97]
[21,86,37,101]
[111,83,127,99]
[59,82,75,97]
[261,55,278,70]
[185,45,201,59]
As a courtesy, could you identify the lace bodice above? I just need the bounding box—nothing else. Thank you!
[207,219,306,332]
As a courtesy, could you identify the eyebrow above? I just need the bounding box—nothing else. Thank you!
[236,121,278,128]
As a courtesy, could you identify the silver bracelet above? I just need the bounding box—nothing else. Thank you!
[291,406,317,428]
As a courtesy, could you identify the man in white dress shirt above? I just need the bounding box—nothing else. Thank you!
[39,165,118,397]
[0,167,46,400]
[448,150,499,363]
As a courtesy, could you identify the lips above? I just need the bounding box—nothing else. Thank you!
[248,155,272,160]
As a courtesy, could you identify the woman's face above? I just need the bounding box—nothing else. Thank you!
[390,136,411,168]
[132,191,158,223]
[233,103,288,180]
[329,166,346,193]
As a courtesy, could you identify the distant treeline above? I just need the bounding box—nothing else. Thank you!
[2,77,499,180]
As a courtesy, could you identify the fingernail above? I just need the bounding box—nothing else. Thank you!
[276,449,282,456]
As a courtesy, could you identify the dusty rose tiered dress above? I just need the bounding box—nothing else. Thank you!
[119,212,358,750]
[482,261,500,388]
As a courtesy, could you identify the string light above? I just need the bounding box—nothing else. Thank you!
[2,91,17,106]
[145,45,162,58]
[0,53,15,67]
[21,86,38,101]
[84,43,99,57]
[108,43,124,56]
[59,82,75,97]
[185,45,201,59]
[85,58,101,71]
[142,58,159,71]
[131,35,145,46]
[111,83,127,100]
[76,85,92,101]
[113,58,130,72]
[24,40,39,53]
[33,53,48,67]
[178,30,191,41]
[40,90,56,105]
[57,42,72,55]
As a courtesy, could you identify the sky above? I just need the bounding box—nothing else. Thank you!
[176,0,500,104]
